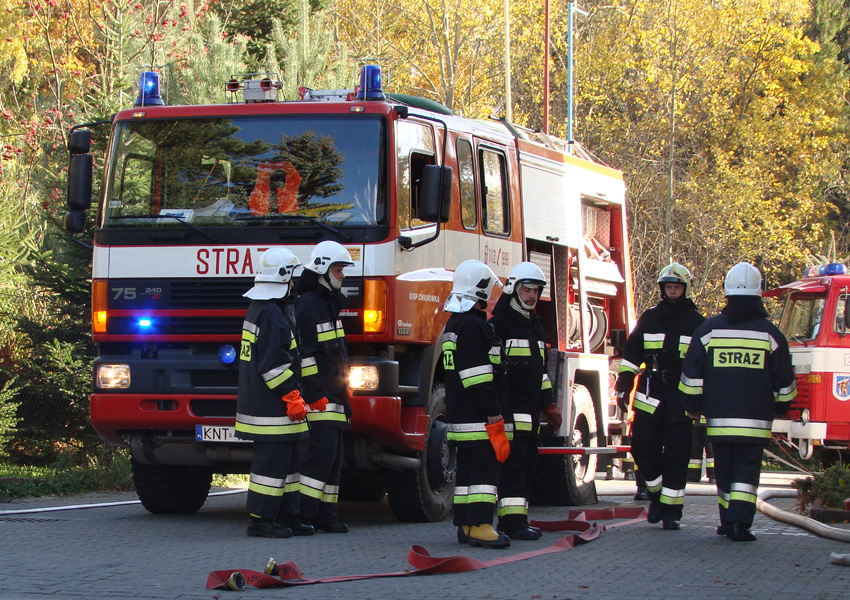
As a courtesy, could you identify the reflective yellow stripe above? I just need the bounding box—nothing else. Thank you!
[706,337,771,351]
[706,427,771,439]
[447,431,490,442]
[265,368,293,389]
[235,421,309,436]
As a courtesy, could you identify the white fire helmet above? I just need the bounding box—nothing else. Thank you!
[724,262,762,297]
[444,260,502,313]
[504,262,547,295]
[244,248,301,300]
[305,240,354,275]
[657,262,693,298]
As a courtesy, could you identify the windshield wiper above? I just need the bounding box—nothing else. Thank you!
[110,214,217,242]
[788,333,810,346]
[235,214,351,241]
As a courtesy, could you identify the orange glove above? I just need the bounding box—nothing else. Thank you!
[485,418,510,463]
[541,404,563,429]
[282,389,307,421]
[309,396,328,412]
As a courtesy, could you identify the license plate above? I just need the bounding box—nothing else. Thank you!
[195,425,249,442]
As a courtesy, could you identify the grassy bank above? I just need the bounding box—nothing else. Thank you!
[0,449,134,502]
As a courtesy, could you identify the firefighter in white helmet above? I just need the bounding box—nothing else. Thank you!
[488,261,561,541]
[680,262,796,541]
[236,248,313,538]
[443,259,512,549]
[295,240,355,533]
[615,262,705,530]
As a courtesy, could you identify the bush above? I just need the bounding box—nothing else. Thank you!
[792,464,850,514]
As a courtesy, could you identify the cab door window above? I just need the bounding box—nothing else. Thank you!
[397,120,435,230]
[480,148,509,235]
[457,138,477,230]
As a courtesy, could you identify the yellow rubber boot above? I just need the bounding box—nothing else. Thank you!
[457,525,470,544]
[467,524,510,549]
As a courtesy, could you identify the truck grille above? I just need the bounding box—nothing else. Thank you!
[171,279,253,309]
[790,374,810,418]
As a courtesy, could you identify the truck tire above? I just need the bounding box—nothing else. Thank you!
[532,384,599,506]
[385,384,455,522]
[131,460,212,515]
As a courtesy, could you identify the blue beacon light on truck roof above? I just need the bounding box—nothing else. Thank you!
[802,263,847,278]
[135,71,164,107]
[355,65,385,101]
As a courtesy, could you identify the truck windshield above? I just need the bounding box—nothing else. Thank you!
[101,115,385,228]
[779,294,826,343]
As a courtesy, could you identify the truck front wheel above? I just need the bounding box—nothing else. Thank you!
[131,460,212,515]
[385,384,455,522]
[532,384,599,506]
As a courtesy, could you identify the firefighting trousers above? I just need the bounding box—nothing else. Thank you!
[497,436,538,534]
[247,440,301,522]
[453,444,501,528]
[299,427,344,526]
[689,426,715,482]
[712,441,763,528]
[630,408,692,521]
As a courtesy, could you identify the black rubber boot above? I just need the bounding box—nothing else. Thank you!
[247,518,292,538]
[727,523,756,542]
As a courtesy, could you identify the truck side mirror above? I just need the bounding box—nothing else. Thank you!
[418,164,452,223]
[68,129,91,155]
[64,210,86,233]
[67,154,93,212]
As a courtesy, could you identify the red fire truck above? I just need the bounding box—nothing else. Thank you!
[765,263,850,463]
[65,66,635,520]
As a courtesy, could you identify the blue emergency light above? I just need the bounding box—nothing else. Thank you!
[137,318,152,329]
[219,344,237,365]
[135,71,164,107]
[803,262,847,278]
[355,65,385,101]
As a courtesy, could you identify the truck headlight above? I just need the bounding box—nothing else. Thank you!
[97,364,131,389]
[349,366,379,391]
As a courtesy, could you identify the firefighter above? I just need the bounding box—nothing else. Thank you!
[295,240,355,533]
[236,248,312,538]
[680,262,796,541]
[615,262,705,530]
[489,262,562,541]
[444,259,512,549]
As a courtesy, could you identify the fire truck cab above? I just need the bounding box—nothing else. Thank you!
[66,66,634,520]
[767,263,850,462]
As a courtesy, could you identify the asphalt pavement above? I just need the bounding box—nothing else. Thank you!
[1,471,849,600]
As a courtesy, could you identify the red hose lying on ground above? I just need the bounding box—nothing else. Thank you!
[206,506,648,590]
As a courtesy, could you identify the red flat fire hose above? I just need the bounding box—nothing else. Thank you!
[207,506,647,591]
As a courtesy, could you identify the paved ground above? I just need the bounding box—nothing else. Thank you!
[1,472,849,599]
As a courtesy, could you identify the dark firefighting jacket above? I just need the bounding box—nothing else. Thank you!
[295,281,350,429]
[616,297,705,423]
[235,299,309,441]
[489,298,554,438]
[679,296,796,446]
[443,308,511,446]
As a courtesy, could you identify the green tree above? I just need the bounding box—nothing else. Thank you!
[211,0,326,64]
[265,0,352,97]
